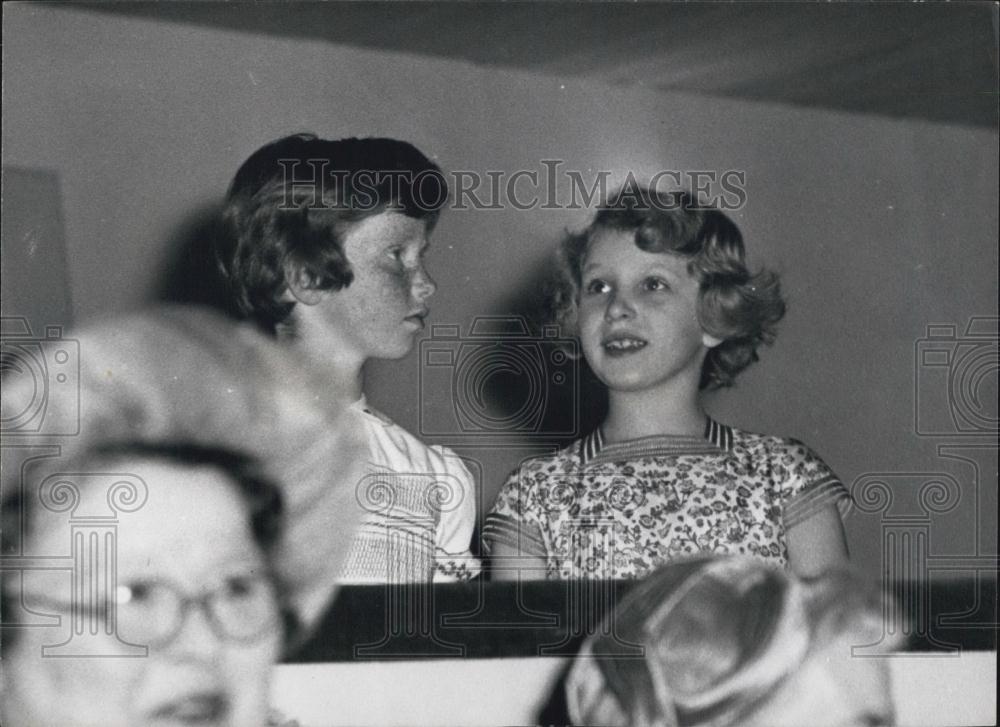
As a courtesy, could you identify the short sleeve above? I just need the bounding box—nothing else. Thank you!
[431,447,482,582]
[482,467,547,558]
[779,439,853,530]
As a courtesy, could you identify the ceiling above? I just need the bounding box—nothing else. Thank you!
[90,1,998,128]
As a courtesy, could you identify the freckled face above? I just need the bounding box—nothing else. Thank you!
[577,228,718,394]
[315,212,437,361]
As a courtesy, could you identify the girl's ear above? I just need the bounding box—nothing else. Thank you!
[284,267,325,306]
[702,331,724,349]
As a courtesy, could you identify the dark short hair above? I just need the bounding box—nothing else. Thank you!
[216,133,449,331]
[551,186,786,389]
[1,441,289,647]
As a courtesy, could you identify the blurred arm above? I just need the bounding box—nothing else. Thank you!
[786,503,850,578]
[488,539,549,582]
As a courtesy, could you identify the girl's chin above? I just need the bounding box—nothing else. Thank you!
[593,371,657,393]
[365,334,419,361]
[594,367,698,394]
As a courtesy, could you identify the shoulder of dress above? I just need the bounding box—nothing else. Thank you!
[514,439,585,473]
[730,430,826,469]
[357,409,472,476]
[705,427,793,472]
[425,442,475,473]
[755,433,813,454]
[723,424,786,450]
[356,403,395,426]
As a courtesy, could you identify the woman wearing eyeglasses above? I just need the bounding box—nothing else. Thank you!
[0,442,287,727]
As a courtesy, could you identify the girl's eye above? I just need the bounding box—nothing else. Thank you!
[643,277,670,292]
[585,279,610,295]
[388,246,426,271]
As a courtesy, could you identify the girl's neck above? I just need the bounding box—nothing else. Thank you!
[277,318,366,402]
[602,382,707,443]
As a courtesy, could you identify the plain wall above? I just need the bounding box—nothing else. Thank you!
[3,4,997,579]
[271,654,999,727]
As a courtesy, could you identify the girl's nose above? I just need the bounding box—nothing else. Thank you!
[412,265,437,302]
[605,291,636,321]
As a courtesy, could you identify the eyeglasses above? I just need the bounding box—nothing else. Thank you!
[20,570,279,647]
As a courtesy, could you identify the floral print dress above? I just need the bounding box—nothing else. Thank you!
[483,419,850,579]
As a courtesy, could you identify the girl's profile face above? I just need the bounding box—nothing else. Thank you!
[313,211,436,363]
[577,227,719,395]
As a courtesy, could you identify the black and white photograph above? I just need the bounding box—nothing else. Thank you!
[1,2,997,725]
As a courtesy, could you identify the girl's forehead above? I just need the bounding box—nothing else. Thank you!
[583,228,688,273]
[346,211,428,247]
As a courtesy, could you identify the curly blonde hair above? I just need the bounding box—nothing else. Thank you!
[566,556,902,727]
[550,187,785,389]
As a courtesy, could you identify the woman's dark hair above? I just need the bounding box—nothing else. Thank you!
[216,133,448,331]
[1,441,291,647]
[551,186,786,389]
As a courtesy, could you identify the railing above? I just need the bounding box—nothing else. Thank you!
[288,576,998,662]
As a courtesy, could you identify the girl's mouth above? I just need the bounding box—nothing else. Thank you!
[602,336,648,356]
[404,309,429,329]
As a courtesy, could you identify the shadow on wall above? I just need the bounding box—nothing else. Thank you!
[155,201,243,320]
[155,203,609,443]
[483,259,607,446]
[1,167,74,331]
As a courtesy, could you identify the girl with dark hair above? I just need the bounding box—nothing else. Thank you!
[485,187,850,579]
[216,135,480,585]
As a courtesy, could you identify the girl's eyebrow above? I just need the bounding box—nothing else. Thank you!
[644,265,679,280]
[380,236,426,252]
[582,262,680,279]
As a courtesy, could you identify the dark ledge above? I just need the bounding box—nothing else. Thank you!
[287,574,998,663]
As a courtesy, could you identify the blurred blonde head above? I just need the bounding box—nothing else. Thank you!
[566,556,903,727]
[0,306,368,624]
